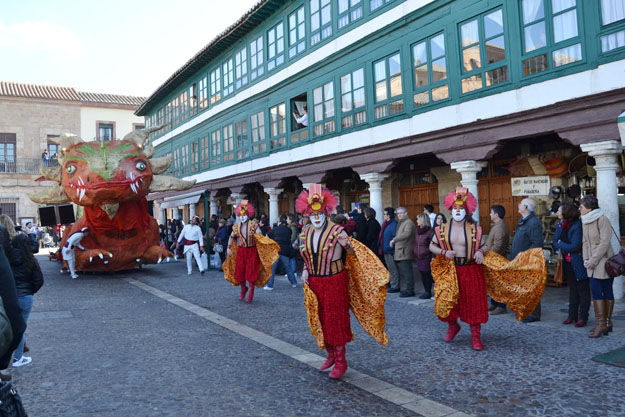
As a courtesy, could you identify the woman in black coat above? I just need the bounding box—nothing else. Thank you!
[364,208,381,254]
[10,233,44,367]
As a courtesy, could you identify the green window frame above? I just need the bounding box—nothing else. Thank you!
[179,90,188,124]
[373,52,403,120]
[520,0,582,76]
[235,47,248,89]
[236,119,250,160]
[172,96,180,127]
[269,103,286,150]
[210,128,222,166]
[223,124,234,162]
[210,67,221,104]
[599,0,625,53]
[198,75,208,110]
[310,0,332,46]
[340,67,366,128]
[223,58,234,97]
[313,81,336,137]
[165,102,172,131]
[189,84,197,117]
[459,7,508,94]
[267,22,285,71]
[338,0,363,29]
[250,35,264,80]
[369,0,393,12]
[172,148,181,176]
[251,111,267,155]
[190,140,199,172]
[412,32,449,108]
[200,135,210,170]
[289,6,306,58]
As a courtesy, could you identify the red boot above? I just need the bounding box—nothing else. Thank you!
[239,282,248,300]
[444,320,461,342]
[320,345,335,370]
[329,345,347,379]
[245,282,255,303]
[470,324,483,351]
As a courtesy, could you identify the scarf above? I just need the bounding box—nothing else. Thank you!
[581,208,603,225]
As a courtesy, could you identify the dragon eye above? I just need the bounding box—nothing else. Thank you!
[66,165,76,174]
[135,161,147,171]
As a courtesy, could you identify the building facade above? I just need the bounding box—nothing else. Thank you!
[138,0,625,297]
[0,81,145,224]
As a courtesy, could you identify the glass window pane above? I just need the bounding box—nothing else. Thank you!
[552,42,582,66]
[353,69,364,88]
[313,87,323,103]
[430,34,445,58]
[462,45,481,71]
[339,0,349,13]
[413,42,427,66]
[524,21,547,52]
[341,74,351,93]
[485,66,508,86]
[522,0,545,23]
[432,84,449,101]
[314,104,323,121]
[390,75,402,97]
[325,100,334,118]
[601,29,625,52]
[353,88,365,108]
[414,65,428,88]
[601,0,625,25]
[375,81,387,101]
[413,91,429,107]
[552,0,575,13]
[374,61,386,82]
[431,58,447,81]
[553,10,578,43]
[461,74,482,93]
[324,82,333,100]
[389,54,401,76]
[342,93,352,112]
[486,35,506,64]
[484,9,504,38]
[461,20,479,46]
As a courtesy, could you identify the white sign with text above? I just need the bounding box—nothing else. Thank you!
[511,176,550,196]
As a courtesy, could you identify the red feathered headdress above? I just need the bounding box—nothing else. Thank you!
[235,200,255,217]
[295,184,337,217]
[444,187,477,215]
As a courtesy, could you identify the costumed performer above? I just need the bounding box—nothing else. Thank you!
[223,200,279,303]
[297,184,389,379]
[62,227,89,279]
[430,187,546,351]
[177,215,206,275]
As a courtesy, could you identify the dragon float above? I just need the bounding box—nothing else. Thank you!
[30,127,195,272]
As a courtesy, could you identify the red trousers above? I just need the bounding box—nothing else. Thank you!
[438,263,488,325]
[308,270,352,346]
[235,246,260,283]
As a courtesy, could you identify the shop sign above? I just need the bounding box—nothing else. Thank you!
[511,176,550,196]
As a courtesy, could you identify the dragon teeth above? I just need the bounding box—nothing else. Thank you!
[130,183,137,193]
[79,188,86,202]
[76,188,80,197]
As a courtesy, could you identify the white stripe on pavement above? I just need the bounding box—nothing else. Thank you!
[124,278,473,417]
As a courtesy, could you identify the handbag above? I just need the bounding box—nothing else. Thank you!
[213,243,223,253]
[553,253,564,284]
[0,299,13,359]
[0,381,27,417]
[605,223,625,278]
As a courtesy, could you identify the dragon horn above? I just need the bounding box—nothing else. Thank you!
[28,184,69,204]
[39,165,62,182]
[122,125,163,146]
[52,133,83,150]
[149,154,172,174]
[148,174,195,192]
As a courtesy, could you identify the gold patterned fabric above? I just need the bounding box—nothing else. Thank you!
[431,248,547,321]
[303,238,389,349]
[223,234,279,288]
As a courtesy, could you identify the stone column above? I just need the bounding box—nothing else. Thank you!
[360,173,389,224]
[230,192,246,214]
[581,140,623,300]
[172,207,180,221]
[159,208,166,226]
[209,194,218,218]
[189,203,196,219]
[450,160,487,223]
[265,188,284,227]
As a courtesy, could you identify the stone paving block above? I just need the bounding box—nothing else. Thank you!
[29,311,74,321]
[342,368,368,381]
[445,412,474,417]
[403,399,459,417]
[348,376,395,393]
[375,387,424,405]
[292,353,325,363]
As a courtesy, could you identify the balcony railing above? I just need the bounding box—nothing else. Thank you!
[0,158,60,174]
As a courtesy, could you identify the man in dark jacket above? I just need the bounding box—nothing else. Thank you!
[380,208,399,292]
[364,208,381,255]
[510,198,544,323]
[264,215,297,290]
[354,203,369,243]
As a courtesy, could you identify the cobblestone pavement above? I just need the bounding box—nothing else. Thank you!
[12,253,625,416]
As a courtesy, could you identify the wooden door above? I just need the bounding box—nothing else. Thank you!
[399,185,439,221]
[478,178,516,234]
[278,198,290,215]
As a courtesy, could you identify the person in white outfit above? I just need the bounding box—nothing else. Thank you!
[62,227,89,279]
[177,216,205,275]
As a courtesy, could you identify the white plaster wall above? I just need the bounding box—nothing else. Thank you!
[80,106,144,141]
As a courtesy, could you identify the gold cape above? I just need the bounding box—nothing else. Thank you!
[303,238,389,350]
[223,234,280,288]
[432,248,547,321]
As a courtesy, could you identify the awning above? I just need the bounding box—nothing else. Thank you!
[159,194,202,209]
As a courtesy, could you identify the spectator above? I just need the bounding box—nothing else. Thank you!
[380,207,399,293]
[355,203,368,243]
[0,215,17,241]
[265,214,298,290]
[553,202,589,328]
[209,215,219,232]
[287,214,299,275]
[424,205,437,230]
[41,149,50,167]
[510,198,543,323]
[580,196,615,338]
[343,212,357,236]
[434,213,447,229]
[215,219,229,264]
[486,205,511,315]
[258,215,270,236]
[414,213,433,299]
[391,207,416,297]
[10,234,44,367]
[363,208,381,254]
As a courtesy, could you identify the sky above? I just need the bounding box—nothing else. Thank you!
[0,0,259,98]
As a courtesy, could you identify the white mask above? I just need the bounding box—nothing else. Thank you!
[310,213,326,229]
[240,215,248,223]
[452,207,467,222]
